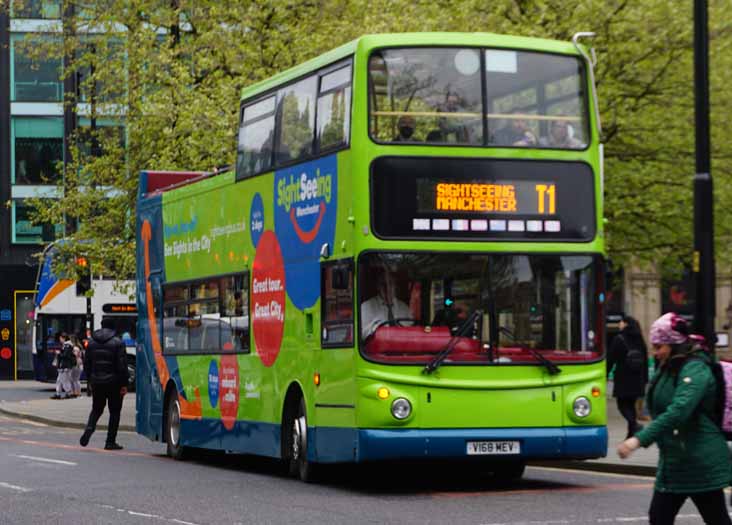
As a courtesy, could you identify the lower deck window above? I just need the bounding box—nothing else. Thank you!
[163,272,250,354]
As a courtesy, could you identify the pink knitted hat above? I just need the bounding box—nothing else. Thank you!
[649,312,689,345]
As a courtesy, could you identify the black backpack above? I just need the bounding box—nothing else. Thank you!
[672,354,732,440]
[618,335,645,373]
[59,342,76,369]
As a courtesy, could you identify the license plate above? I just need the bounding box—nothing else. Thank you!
[466,440,521,455]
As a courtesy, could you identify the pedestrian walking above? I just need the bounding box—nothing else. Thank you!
[79,318,129,450]
[70,334,83,397]
[607,314,649,438]
[617,312,732,524]
[51,333,75,399]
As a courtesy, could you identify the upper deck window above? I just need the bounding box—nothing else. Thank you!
[276,77,318,163]
[368,47,588,150]
[369,48,483,145]
[317,65,352,151]
[486,50,587,149]
[236,96,276,179]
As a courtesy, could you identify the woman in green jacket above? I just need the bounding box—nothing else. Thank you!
[617,312,731,524]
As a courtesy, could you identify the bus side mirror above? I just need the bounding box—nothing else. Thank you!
[331,267,350,290]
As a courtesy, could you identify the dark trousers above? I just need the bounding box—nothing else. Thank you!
[616,397,639,438]
[649,489,731,524]
[84,383,123,445]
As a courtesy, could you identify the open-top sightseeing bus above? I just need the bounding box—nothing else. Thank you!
[136,32,606,481]
[32,242,137,385]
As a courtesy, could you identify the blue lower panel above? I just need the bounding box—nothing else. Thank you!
[312,427,358,462]
[180,419,281,458]
[174,420,607,464]
[355,426,608,462]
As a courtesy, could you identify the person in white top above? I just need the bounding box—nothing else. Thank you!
[361,270,412,340]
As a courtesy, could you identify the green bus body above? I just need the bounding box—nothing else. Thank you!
[136,33,607,476]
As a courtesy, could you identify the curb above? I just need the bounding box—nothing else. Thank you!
[530,459,655,477]
[0,406,135,433]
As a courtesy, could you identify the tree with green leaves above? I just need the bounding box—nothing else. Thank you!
[14,0,731,285]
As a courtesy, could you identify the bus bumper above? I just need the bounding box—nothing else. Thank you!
[351,426,607,462]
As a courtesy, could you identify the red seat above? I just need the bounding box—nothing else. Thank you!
[365,326,482,359]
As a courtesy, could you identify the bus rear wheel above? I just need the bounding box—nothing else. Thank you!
[166,392,187,460]
[286,398,319,482]
[127,360,136,392]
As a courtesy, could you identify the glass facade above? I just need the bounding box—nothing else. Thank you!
[15,292,35,376]
[11,34,63,102]
[12,200,62,244]
[11,0,62,19]
[12,117,64,184]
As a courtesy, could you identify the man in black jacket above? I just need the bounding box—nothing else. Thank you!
[79,318,129,450]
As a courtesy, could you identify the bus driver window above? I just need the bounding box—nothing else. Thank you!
[361,266,412,339]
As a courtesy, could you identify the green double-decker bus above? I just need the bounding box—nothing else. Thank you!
[136,32,607,481]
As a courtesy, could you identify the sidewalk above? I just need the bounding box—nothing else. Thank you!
[0,380,656,474]
[0,380,135,432]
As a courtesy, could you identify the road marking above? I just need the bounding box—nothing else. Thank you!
[481,513,726,524]
[432,481,653,499]
[0,482,32,493]
[13,454,77,466]
[529,466,653,480]
[98,504,201,525]
[0,436,151,458]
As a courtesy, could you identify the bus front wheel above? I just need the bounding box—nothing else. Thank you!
[286,398,318,482]
[165,392,187,460]
[492,460,526,481]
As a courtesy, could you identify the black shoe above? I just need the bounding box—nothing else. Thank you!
[104,443,123,451]
[50,394,62,399]
[80,430,93,447]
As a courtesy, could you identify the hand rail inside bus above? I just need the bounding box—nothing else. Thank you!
[371,110,582,121]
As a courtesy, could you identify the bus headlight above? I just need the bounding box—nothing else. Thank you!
[391,398,412,420]
[573,396,591,418]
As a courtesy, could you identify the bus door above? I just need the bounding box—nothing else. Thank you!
[317,260,357,430]
[34,314,87,381]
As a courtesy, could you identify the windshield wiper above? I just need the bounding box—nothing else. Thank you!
[526,347,562,375]
[423,309,482,374]
[498,327,561,376]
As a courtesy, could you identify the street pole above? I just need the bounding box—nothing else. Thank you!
[693,0,716,345]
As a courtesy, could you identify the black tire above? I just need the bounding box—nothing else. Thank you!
[493,460,526,481]
[165,392,187,460]
[285,398,319,482]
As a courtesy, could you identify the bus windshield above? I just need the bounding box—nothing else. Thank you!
[369,47,587,149]
[359,253,602,365]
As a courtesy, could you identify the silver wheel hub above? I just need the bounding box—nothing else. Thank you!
[292,415,306,461]
[170,398,181,447]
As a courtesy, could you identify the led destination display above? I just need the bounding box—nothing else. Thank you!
[371,157,596,241]
[419,180,556,215]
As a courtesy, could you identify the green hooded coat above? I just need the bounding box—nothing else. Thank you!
[636,351,731,493]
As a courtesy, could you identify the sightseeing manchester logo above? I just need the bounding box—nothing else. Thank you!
[273,155,338,310]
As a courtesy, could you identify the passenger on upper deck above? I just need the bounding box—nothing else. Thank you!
[492,112,537,147]
[541,120,584,149]
[393,115,417,142]
[426,91,470,144]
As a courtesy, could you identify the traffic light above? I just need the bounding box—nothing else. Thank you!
[75,257,91,296]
